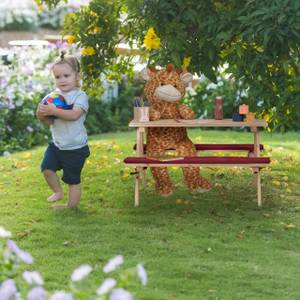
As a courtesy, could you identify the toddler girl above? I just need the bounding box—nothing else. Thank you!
[36,51,90,209]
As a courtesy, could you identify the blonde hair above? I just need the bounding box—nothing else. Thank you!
[52,50,80,74]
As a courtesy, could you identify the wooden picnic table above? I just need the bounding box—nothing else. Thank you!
[125,118,270,207]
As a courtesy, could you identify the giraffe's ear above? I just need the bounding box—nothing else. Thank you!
[140,67,156,81]
[180,72,193,85]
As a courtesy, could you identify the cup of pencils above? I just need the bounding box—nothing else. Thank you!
[133,96,149,122]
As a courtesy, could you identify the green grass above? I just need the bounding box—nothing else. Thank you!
[1,129,300,299]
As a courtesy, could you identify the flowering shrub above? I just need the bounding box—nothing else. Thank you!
[183,74,249,120]
[0,226,148,299]
[0,0,38,31]
[0,45,54,155]
[0,43,139,155]
[0,44,68,155]
[0,0,90,31]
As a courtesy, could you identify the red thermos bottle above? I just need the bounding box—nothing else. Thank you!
[214,96,223,120]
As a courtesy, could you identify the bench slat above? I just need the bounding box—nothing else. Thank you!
[133,144,264,153]
[124,156,270,165]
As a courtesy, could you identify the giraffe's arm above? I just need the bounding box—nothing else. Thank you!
[178,104,195,120]
[149,107,161,120]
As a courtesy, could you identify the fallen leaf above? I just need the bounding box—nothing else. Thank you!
[285,224,296,229]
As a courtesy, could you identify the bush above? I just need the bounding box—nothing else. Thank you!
[0,44,137,155]
[183,74,248,120]
[0,45,56,155]
[38,0,91,30]
[0,0,89,31]
[0,0,38,31]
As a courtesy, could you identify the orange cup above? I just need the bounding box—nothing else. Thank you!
[239,104,249,115]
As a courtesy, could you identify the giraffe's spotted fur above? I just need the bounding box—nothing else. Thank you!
[143,66,212,195]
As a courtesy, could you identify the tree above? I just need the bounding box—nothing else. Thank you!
[37,0,300,131]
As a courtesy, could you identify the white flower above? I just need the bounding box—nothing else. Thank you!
[71,264,92,282]
[50,291,74,300]
[136,264,148,286]
[186,86,196,96]
[0,279,17,300]
[0,227,11,238]
[26,126,34,133]
[27,286,47,300]
[109,288,133,300]
[3,151,11,157]
[96,278,117,296]
[7,240,33,264]
[206,82,218,90]
[23,271,44,286]
[103,255,124,273]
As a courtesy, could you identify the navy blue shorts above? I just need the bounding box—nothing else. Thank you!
[41,143,90,185]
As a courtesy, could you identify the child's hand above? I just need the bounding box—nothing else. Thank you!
[38,103,56,117]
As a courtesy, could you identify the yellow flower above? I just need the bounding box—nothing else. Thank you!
[67,35,75,45]
[82,47,96,56]
[37,4,43,12]
[182,56,192,69]
[88,26,101,35]
[272,180,281,186]
[143,27,161,50]
[90,10,98,17]
[67,12,76,20]
[23,152,32,159]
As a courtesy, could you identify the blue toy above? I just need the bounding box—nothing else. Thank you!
[42,93,73,118]
[42,93,73,110]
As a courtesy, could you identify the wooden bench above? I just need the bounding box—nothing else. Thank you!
[124,155,271,207]
[133,143,264,156]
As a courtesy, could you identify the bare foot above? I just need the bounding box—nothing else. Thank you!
[52,204,69,209]
[52,200,79,210]
[47,192,64,203]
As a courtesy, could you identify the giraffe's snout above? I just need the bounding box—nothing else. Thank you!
[154,84,181,102]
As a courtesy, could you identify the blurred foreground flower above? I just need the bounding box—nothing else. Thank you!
[23,271,44,286]
[7,240,33,264]
[103,255,124,273]
[109,288,133,300]
[0,228,148,299]
[0,279,17,300]
[0,227,11,238]
[50,291,74,300]
[71,264,92,282]
[137,264,148,286]
[96,278,116,296]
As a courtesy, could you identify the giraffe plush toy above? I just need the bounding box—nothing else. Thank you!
[141,64,212,196]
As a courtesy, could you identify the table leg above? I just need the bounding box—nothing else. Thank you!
[135,128,146,206]
[134,169,140,207]
[251,127,260,187]
[252,127,260,157]
[136,127,144,156]
[253,167,262,207]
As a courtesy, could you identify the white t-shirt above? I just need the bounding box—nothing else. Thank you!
[44,89,89,150]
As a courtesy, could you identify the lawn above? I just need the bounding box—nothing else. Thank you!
[1,129,300,299]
